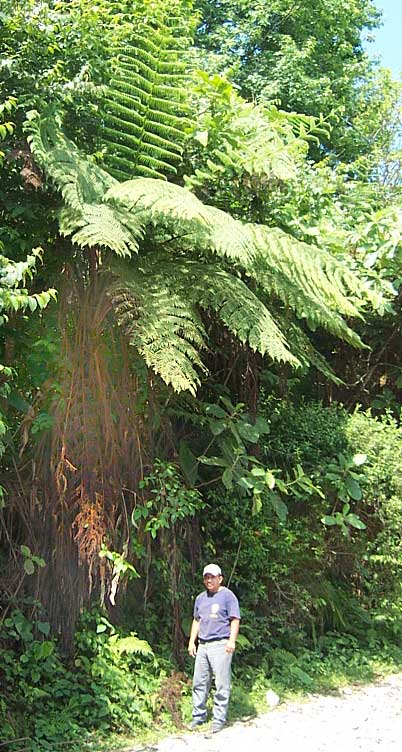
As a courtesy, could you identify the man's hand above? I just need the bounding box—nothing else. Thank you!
[188,641,197,658]
[225,639,236,654]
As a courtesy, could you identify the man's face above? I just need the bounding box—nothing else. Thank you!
[203,573,223,593]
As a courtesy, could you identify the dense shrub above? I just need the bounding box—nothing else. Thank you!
[0,609,163,749]
[200,401,402,658]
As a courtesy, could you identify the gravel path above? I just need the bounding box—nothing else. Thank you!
[131,672,402,752]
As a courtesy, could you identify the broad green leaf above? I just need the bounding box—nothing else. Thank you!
[27,297,38,312]
[237,421,260,443]
[265,471,276,489]
[252,495,262,515]
[198,455,228,467]
[269,493,288,522]
[116,635,153,656]
[254,416,270,434]
[42,641,54,658]
[209,419,226,436]
[179,440,198,486]
[237,476,253,490]
[194,130,209,146]
[222,467,233,489]
[205,404,227,418]
[37,621,50,636]
[250,466,266,477]
[345,476,362,501]
[23,559,35,575]
[346,514,366,530]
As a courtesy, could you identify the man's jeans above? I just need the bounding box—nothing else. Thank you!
[192,639,233,725]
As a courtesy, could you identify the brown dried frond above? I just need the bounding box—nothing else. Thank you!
[156,671,190,727]
[72,492,108,592]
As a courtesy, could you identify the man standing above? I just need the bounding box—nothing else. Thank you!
[188,563,240,734]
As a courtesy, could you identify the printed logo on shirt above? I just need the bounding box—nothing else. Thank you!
[210,603,220,618]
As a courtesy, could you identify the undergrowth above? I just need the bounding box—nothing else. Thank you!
[3,610,402,752]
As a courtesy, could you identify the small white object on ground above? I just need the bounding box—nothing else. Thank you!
[265,689,280,707]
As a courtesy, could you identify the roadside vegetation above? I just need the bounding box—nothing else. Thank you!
[1,1,402,750]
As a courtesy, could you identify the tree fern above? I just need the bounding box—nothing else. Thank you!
[101,3,192,181]
[26,115,382,392]
[111,267,207,394]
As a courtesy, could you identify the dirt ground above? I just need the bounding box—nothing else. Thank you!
[130,672,402,752]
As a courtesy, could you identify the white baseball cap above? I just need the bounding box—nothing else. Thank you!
[203,563,222,577]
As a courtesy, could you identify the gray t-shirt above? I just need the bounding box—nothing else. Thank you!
[193,586,240,641]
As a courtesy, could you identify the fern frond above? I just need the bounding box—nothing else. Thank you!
[106,179,255,263]
[281,319,344,384]
[101,8,192,181]
[244,225,368,347]
[59,203,143,257]
[154,257,300,365]
[109,255,300,394]
[248,225,366,318]
[26,113,143,256]
[110,264,207,395]
[26,112,115,207]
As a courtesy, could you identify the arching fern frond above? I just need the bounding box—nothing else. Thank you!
[26,113,144,257]
[106,178,255,263]
[110,265,207,395]
[109,255,300,394]
[58,203,144,257]
[279,318,344,384]
[151,257,299,365]
[26,111,115,206]
[247,225,367,320]
[101,4,192,181]
[242,224,370,347]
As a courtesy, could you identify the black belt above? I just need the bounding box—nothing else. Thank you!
[198,637,228,644]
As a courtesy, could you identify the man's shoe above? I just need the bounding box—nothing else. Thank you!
[188,719,206,731]
[212,722,225,734]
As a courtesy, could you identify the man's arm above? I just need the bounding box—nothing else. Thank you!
[225,617,240,653]
[188,618,200,657]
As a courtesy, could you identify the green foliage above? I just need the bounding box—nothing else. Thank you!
[0,247,57,469]
[0,608,162,749]
[102,1,193,180]
[0,96,16,152]
[20,545,46,576]
[185,70,324,208]
[252,634,402,696]
[135,459,204,538]
[26,114,380,396]
[196,396,320,518]
[193,0,383,162]
[321,452,367,536]
[0,249,57,324]
[194,399,402,657]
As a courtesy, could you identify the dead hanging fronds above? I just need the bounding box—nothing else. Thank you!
[3,268,152,650]
[72,492,109,593]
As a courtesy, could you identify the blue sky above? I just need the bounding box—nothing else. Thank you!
[367,0,402,76]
